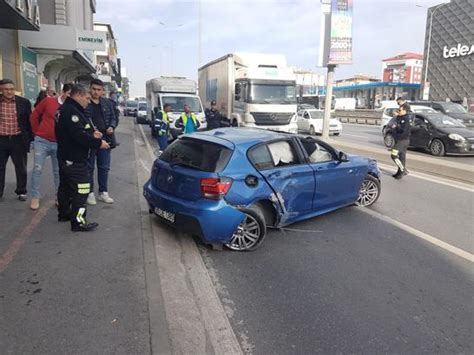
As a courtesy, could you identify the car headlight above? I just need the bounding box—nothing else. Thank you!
[448,133,465,141]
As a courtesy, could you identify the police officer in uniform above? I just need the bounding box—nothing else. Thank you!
[56,84,110,231]
[390,103,411,179]
[205,100,230,130]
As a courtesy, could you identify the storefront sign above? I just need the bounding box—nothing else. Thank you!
[76,29,107,51]
[443,44,474,59]
[328,0,353,65]
[21,46,39,103]
[14,0,40,26]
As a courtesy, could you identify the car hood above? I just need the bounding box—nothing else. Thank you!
[437,126,474,137]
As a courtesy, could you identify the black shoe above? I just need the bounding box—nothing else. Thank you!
[392,170,401,178]
[394,170,408,180]
[17,194,27,201]
[71,222,99,232]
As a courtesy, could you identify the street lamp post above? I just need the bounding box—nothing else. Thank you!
[417,1,450,100]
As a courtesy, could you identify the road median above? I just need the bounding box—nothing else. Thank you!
[328,139,474,184]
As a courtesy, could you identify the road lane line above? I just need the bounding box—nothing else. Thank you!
[0,199,54,273]
[359,207,474,263]
[378,163,474,192]
[137,123,243,354]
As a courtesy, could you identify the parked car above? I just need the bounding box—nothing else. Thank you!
[383,112,474,156]
[296,109,342,135]
[411,101,474,127]
[136,101,149,124]
[143,128,381,251]
[381,104,437,130]
[124,100,138,116]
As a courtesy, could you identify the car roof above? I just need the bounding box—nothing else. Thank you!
[190,128,295,149]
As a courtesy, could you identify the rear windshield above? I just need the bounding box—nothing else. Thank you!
[160,138,232,172]
[127,100,138,107]
[138,103,147,110]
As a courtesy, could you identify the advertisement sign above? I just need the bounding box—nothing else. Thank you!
[21,46,38,103]
[328,0,353,65]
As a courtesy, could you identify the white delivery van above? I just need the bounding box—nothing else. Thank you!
[198,53,298,133]
[145,77,206,137]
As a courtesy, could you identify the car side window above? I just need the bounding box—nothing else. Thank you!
[413,116,426,127]
[303,112,310,119]
[248,145,275,170]
[267,140,300,167]
[299,138,334,164]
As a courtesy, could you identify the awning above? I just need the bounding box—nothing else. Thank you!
[0,0,40,31]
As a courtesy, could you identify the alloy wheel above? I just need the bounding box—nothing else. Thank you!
[225,214,262,251]
[356,178,380,207]
[430,139,444,156]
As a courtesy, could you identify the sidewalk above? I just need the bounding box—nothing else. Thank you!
[0,119,153,354]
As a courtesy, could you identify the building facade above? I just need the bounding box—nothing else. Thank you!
[420,0,473,108]
[0,0,41,99]
[293,69,326,97]
[382,53,424,84]
[94,23,121,94]
[18,0,106,94]
[335,74,380,87]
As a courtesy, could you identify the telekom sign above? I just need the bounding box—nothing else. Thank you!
[443,44,474,59]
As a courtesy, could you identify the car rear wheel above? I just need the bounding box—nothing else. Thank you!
[309,126,316,135]
[225,206,266,251]
[356,175,380,207]
[384,133,394,148]
[430,139,445,156]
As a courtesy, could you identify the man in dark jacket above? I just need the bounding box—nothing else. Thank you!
[390,104,411,179]
[56,84,110,231]
[85,79,118,205]
[0,79,33,201]
[205,100,230,130]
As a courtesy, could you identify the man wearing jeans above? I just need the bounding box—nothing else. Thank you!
[0,79,33,201]
[29,83,72,209]
[85,79,117,205]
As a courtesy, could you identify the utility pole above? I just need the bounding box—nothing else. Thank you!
[322,65,335,140]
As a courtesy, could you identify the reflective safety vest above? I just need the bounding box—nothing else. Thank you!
[181,112,198,126]
[161,110,169,124]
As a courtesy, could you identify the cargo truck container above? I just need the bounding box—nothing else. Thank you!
[198,53,298,133]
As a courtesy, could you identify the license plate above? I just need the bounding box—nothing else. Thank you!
[154,207,175,223]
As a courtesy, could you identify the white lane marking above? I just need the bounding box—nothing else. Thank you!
[360,207,474,263]
[378,163,474,192]
[138,123,243,354]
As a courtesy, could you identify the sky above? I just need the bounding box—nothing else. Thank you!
[95,0,446,96]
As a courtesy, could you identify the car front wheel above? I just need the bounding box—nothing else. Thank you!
[225,206,266,251]
[430,139,445,156]
[384,133,394,148]
[356,175,381,207]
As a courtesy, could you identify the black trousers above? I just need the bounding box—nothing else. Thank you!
[391,139,409,172]
[57,160,91,228]
[0,135,28,196]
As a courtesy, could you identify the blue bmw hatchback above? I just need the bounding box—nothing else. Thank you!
[143,128,381,251]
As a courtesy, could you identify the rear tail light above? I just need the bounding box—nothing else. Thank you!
[200,177,232,200]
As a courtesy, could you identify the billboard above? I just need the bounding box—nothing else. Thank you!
[328,0,353,65]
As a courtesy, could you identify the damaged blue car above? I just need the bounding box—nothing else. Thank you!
[143,128,381,251]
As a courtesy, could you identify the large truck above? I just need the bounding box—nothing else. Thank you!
[198,53,298,133]
[145,77,206,136]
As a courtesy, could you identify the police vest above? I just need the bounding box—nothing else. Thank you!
[181,113,198,126]
[161,110,169,123]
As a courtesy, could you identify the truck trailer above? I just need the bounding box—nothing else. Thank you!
[145,77,206,136]
[198,53,298,133]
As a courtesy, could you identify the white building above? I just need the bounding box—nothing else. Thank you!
[381,53,424,84]
[94,23,120,92]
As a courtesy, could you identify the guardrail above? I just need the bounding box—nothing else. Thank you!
[333,109,382,126]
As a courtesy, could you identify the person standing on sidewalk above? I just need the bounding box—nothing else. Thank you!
[154,104,171,151]
[85,79,117,206]
[0,79,33,201]
[29,83,72,210]
[390,104,411,179]
[56,84,110,232]
[176,104,200,134]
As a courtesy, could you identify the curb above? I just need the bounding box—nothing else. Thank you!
[328,139,474,184]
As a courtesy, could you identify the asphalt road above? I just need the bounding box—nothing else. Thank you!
[200,167,473,353]
[0,120,151,354]
[332,123,474,165]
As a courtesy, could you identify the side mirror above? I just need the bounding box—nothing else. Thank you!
[338,151,349,162]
